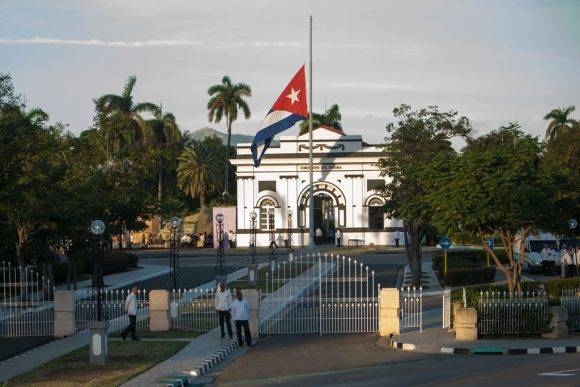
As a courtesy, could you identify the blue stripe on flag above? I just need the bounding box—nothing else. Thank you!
[251,113,305,166]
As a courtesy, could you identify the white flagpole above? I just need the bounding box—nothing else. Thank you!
[308,15,315,250]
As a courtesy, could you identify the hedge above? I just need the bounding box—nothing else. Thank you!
[440,266,496,287]
[52,251,139,284]
[432,249,509,273]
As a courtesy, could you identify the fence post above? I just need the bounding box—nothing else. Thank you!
[149,290,169,331]
[242,289,260,339]
[379,288,399,336]
[455,307,477,340]
[54,290,75,337]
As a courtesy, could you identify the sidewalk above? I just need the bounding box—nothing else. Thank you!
[380,308,580,355]
[0,264,261,384]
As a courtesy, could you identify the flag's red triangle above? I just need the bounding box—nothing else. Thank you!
[270,65,308,118]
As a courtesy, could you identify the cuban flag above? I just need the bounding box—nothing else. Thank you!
[251,65,308,167]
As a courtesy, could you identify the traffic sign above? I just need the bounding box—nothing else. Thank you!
[486,239,495,250]
[569,219,577,230]
[439,237,452,250]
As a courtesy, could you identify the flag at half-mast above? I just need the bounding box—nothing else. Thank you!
[251,65,308,167]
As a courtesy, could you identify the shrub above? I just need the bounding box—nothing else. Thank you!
[441,266,496,287]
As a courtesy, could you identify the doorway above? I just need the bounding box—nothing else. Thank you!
[313,193,335,244]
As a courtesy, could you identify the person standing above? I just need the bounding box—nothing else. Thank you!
[315,227,322,245]
[395,230,400,247]
[336,228,342,247]
[121,286,139,341]
[560,245,571,278]
[230,230,237,248]
[231,290,252,347]
[214,282,233,338]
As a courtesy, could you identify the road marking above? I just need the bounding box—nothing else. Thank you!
[539,368,580,377]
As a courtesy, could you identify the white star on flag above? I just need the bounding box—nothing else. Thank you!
[286,88,300,105]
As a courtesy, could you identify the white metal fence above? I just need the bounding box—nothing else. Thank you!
[477,291,548,336]
[170,288,220,332]
[260,253,380,335]
[75,288,149,333]
[442,288,451,329]
[560,288,580,333]
[0,262,54,337]
[400,286,422,332]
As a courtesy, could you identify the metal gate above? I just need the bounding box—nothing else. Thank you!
[260,252,380,334]
[400,286,422,332]
[1,263,54,337]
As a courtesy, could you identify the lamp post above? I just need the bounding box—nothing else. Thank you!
[169,216,181,290]
[215,213,227,284]
[287,209,293,250]
[268,208,277,268]
[248,211,258,287]
[570,219,577,276]
[89,219,107,365]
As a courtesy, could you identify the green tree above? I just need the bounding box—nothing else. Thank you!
[299,103,342,135]
[146,107,181,204]
[207,75,251,199]
[425,124,551,294]
[177,140,220,208]
[544,105,576,141]
[96,75,160,156]
[378,104,472,286]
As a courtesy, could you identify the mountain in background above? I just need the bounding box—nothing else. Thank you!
[186,127,254,145]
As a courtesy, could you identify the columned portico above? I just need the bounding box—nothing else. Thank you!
[231,126,402,247]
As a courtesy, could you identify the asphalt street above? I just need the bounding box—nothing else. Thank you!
[213,334,580,387]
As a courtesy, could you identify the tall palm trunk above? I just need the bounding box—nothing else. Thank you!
[223,116,232,199]
[157,156,163,203]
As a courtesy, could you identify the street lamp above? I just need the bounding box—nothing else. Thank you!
[215,213,227,284]
[248,211,258,287]
[287,208,293,250]
[570,219,577,276]
[89,219,108,365]
[268,208,277,268]
[169,216,181,290]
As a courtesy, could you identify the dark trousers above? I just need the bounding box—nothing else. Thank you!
[235,320,252,346]
[336,238,342,247]
[395,239,400,247]
[121,314,137,339]
[218,310,232,337]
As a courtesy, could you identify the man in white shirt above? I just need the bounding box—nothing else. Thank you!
[231,290,252,347]
[315,227,322,245]
[214,282,232,339]
[336,229,342,247]
[395,230,400,247]
[121,286,139,341]
[560,245,571,278]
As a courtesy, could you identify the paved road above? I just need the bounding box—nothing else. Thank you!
[214,334,580,386]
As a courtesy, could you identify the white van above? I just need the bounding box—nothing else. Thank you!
[513,232,559,272]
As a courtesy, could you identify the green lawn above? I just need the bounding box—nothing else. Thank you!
[7,340,187,386]
[109,330,201,339]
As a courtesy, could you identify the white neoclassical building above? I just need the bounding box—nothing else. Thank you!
[230,126,402,247]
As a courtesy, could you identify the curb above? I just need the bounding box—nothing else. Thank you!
[190,341,239,378]
[440,345,580,356]
[387,339,416,351]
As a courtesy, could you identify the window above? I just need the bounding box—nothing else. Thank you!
[259,198,275,230]
[367,179,385,192]
[368,198,384,229]
[258,181,276,192]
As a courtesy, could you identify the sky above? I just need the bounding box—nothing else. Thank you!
[1,0,579,144]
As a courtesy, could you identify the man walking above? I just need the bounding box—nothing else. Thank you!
[395,230,400,247]
[121,286,139,341]
[214,282,233,338]
[231,290,252,347]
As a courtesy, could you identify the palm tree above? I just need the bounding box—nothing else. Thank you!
[177,141,219,208]
[147,106,181,204]
[96,75,160,154]
[207,75,251,198]
[544,106,576,141]
[299,104,342,135]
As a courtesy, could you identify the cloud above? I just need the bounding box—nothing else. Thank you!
[0,37,391,49]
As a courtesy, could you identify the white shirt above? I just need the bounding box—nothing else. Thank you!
[230,232,237,242]
[214,289,232,311]
[316,228,322,237]
[560,250,572,264]
[231,299,249,321]
[336,230,342,239]
[125,293,137,316]
[540,248,551,261]
[395,231,400,239]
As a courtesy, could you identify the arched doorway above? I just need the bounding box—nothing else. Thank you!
[313,192,335,244]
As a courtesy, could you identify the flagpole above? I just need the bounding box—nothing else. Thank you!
[308,15,315,250]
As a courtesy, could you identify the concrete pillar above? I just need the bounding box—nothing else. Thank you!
[242,289,259,339]
[451,301,463,331]
[88,321,108,365]
[149,290,169,331]
[455,307,478,341]
[542,306,569,339]
[54,290,75,337]
[379,288,399,336]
